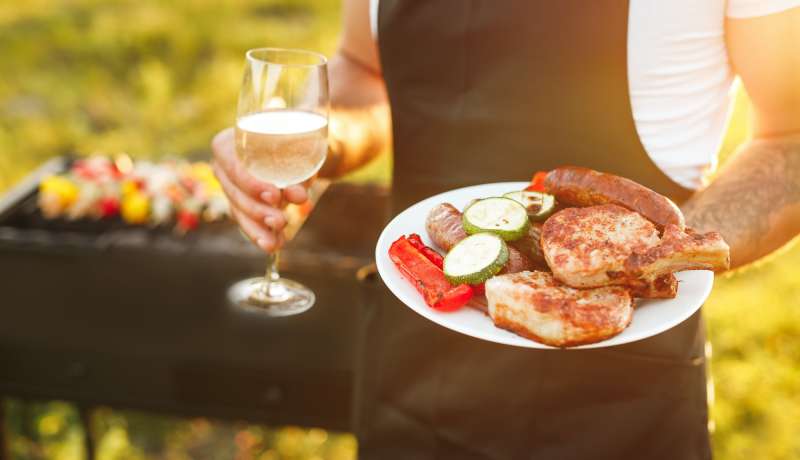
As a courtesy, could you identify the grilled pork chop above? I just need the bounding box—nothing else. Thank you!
[542,204,729,289]
[623,224,730,278]
[629,273,678,299]
[485,271,633,347]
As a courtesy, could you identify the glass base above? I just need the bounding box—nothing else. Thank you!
[227,277,315,316]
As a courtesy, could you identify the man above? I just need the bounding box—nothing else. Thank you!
[213,1,800,458]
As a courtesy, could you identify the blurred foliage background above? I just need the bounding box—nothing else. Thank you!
[0,0,798,459]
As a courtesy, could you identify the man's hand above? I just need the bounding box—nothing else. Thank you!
[212,128,309,252]
[211,0,389,253]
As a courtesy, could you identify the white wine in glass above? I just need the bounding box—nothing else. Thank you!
[235,110,327,187]
[227,48,329,316]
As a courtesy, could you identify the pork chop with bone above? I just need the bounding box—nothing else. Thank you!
[541,204,729,289]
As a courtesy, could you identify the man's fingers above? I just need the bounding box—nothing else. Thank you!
[211,127,281,205]
[211,127,234,156]
[263,207,287,232]
[284,184,309,204]
[213,162,286,230]
[233,160,282,206]
[230,206,279,253]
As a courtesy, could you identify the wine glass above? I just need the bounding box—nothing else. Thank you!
[227,47,329,316]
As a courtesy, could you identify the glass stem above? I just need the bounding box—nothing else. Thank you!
[262,251,281,298]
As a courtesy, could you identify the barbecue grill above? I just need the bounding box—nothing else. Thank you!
[0,157,389,441]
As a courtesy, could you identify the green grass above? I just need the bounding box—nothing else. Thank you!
[0,0,347,191]
[704,86,800,460]
[1,1,799,459]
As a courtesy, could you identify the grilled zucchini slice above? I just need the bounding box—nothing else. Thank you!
[502,190,556,222]
[463,197,530,241]
[444,233,509,285]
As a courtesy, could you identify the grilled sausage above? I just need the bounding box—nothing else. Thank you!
[425,203,534,273]
[544,166,685,230]
[501,244,536,274]
[507,222,548,270]
[425,203,468,252]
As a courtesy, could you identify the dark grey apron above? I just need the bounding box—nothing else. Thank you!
[357,1,710,458]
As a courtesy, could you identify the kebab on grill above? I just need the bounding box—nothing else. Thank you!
[37,155,230,233]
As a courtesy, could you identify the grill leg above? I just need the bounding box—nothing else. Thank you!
[79,405,95,460]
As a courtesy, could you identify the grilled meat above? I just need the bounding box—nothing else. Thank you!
[629,273,679,299]
[542,204,659,288]
[485,271,633,347]
[622,225,730,278]
[542,204,729,289]
[507,221,548,270]
[425,203,468,252]
[544,166,685,230]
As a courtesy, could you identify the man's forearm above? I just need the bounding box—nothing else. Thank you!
[682,135,800,269]
[318,52,392,179]
[320,103,391,179]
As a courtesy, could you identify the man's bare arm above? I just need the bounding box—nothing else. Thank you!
[683,136,800,268]
[319,0,391,178]
[683,8,800,269]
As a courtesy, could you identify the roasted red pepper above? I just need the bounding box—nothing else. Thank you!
[98,196,120,217]
[405,233,425,250]
[389,236,473,311]
[177,209,199,232]
[525,171,548,192]
[406,233,445,269]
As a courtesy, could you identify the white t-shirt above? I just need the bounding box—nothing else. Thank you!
[370,0,800,190]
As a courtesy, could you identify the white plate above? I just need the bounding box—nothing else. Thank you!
[375,182,714,349]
